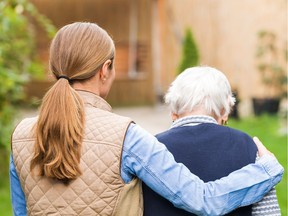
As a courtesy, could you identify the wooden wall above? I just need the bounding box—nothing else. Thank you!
[29,0,154,106]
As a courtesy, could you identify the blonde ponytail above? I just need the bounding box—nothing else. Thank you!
[30,22,115,183]
[30,78,84,183]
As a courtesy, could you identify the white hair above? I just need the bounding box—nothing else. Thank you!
[165,66,236,118]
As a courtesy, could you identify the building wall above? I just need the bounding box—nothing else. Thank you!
[27,0,286,111]
[30,0,154,106]
[159,0,287,115]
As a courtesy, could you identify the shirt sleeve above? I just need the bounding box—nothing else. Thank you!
[121,123,284,216]
[10,154,27,216]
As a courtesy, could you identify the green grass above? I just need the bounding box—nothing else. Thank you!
[0,115,286,215]
[229,114,287,215]
[0,177,12,216]
[0,151,12,216]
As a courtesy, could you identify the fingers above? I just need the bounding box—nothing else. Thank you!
[253,136,275,158]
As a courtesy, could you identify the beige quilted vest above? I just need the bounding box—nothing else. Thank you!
[12,91,143,216]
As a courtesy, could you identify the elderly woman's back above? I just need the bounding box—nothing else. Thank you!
[143,66,281,216]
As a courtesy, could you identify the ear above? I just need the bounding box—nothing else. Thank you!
[217,108,229,125]
[219,115,229,125]
[99,59,113,81]
[171,113,179,121]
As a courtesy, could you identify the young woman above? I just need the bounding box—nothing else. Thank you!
[10,22,283,216]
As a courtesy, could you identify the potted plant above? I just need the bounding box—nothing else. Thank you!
[253,30,287,115]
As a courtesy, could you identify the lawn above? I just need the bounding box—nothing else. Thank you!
[0,115,286,215]
[229,114,287,215]
[0,151,12,216]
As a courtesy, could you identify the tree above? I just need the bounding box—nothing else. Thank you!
[178,28,200,74]
[0,0,55,153]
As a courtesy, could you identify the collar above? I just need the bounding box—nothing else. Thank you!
[171,115,218,129]
[76,90,112,112]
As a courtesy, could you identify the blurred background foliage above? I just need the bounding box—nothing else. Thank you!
[178,28,199,74]
[0,0,56,181]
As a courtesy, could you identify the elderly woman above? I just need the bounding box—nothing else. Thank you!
[143,66,281,216]
[10,23,282,216]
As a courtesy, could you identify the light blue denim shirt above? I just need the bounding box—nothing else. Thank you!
[10,123,283,216]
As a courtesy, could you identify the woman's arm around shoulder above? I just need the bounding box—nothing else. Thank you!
[121,123,284,215]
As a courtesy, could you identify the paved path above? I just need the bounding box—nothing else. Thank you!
[18,105,172,135]
[114,105,171,135]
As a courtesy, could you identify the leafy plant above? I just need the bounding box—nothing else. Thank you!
[178,28,200,74]
[0,0,56,150]
[256,30,287,98]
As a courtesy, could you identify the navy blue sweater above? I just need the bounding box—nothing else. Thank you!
[143,123,257,216]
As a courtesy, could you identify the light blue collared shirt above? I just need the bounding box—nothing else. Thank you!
[10,123,283,216]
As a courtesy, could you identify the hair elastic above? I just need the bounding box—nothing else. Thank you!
[58,75,70,81]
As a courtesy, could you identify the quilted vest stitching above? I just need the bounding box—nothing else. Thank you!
[12,93,143,216]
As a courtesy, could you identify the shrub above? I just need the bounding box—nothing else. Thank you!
[178,28,200,74]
